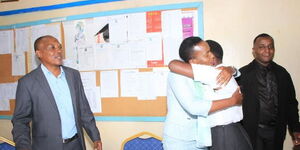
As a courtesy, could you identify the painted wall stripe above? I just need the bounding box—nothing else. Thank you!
[0,2,202,30]
[0,0,123,16]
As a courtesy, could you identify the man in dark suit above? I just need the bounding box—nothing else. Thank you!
[238,33,300,150]
[12,35,102,150]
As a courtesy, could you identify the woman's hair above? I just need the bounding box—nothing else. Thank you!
[206,40,223,61]
[179,36,203,63]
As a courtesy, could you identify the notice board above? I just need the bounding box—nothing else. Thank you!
[0,2,203,121]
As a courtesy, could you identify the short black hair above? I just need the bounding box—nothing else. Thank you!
[206,40,223,61]
[253,33,274,45]
[34,35,54,51]
[179,36,203,63]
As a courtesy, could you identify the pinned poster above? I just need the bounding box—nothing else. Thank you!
[146,11,162,33]
[182,17,194,39]
[145,33,164,67]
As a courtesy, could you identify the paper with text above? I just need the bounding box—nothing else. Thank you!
[16,27,31,53]
[12,52,26,76]
[100,70,119,98]
[0,30,13,54]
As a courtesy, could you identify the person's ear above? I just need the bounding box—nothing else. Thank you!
[36,50,41,59]
[252,48,256,58]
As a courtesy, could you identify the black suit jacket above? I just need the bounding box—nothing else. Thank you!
[237,60,300,150]
[12,65,100,150]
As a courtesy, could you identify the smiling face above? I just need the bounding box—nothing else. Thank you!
[35,36,63,69]
[189,41,214,66]
[252,36,275,66]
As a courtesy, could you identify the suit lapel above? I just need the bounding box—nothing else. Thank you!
[271,62,283,108]
[34,66,60,114]
[246,61,259,94]
[63,67,78,114]
[246,61,260,110]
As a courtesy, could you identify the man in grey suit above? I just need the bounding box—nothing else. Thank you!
[12,35,102,150]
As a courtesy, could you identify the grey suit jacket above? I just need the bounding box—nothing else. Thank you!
[12,65,100,150]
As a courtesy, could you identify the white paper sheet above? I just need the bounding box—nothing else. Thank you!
[0,82,17,111]
[15,27,31,53]
[100,70,119,98]
[84,87,102,113]
[0,30,14,54]
[145,33,163,61]
[73,20,91,70]
[63,21,77,69]
[136,72,156,100]
[127,12,147,41]
[163,37,182,65]
[31,24,62,48]
[7,82,17,100]
[28,50,40,72]
[120,69,159,100]
[153,67,169,96]
[0,99,10,111]
[109,14,128,43]
[94,43,115,70]
[80,71,96,88]
[46,24,62,43]
[161,10,183,39]
[82,19,97,46]
[12,52,26,76]
[110,43,130,69]
[63,20,96,71]
[78,45,95,71]
[80,71,101,112]
[0,84,6,102]
[120,69,139,97]
[127,41,147,68]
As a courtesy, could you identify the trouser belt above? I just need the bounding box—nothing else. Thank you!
[63,133,78,144]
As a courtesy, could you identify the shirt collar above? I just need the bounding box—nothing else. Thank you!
[253,60,273,71]
[41,64,64,78]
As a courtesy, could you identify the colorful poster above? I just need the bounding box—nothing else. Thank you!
[146,11,162,33]
[182,17,194,39]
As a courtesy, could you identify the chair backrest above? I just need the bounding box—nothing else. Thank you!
[0,143,15,150]
[0,136,15,150]
[121,131,163,150]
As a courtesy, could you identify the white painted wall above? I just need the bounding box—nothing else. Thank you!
[1,0,299,149]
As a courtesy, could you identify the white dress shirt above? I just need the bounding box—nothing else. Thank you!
[192,63,243,127]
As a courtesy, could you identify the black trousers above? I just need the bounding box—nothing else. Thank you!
[210,123,253,150]
[255,125,276,150]
[63,136,83,150]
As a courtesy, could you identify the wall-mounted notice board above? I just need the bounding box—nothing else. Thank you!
[0,2,203,121]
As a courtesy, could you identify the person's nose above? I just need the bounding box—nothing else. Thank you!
[263,47,272,54]
[55,47,63,53]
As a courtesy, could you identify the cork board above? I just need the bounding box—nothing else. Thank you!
[0,2,203,120]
